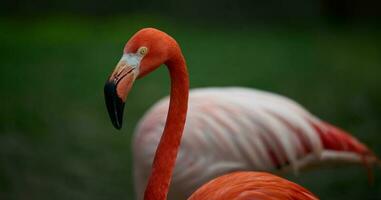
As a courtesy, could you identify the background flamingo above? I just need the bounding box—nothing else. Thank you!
[130,42,381,199]
[104,28,321,200]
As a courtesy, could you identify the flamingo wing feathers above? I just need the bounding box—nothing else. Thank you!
[133,87,378,199]
[188,171,318,200]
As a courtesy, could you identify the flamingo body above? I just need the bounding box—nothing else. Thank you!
[133,87,377,199]
[188,171,318,200]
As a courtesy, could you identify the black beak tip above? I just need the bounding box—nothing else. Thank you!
[112,121,122,130]
[104,80,125,130]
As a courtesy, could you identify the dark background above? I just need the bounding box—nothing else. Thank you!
[0,0,381,199]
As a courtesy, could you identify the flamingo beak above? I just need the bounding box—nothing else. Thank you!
[104,57,139,129]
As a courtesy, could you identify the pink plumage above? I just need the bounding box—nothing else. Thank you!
[133,87,378,199]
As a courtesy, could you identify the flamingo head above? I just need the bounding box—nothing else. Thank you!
[104,28,179,129]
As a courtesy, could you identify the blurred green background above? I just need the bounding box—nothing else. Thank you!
[1,0,381,199]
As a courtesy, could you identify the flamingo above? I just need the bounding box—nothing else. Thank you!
[127,31,380,199]
[133,89,379,199]
[104,28,376,200]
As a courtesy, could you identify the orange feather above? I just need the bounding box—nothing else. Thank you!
[189,171,318,200]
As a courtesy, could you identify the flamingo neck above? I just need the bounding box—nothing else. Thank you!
[144,53,189,200]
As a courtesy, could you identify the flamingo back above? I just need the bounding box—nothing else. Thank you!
[132,87,377,200]
[188,171,318,200]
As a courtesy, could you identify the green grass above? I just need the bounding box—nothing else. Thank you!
[0,16,380,199]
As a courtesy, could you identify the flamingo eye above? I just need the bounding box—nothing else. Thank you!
[138,46,148,56]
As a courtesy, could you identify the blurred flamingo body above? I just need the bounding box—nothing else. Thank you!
[133,87,378,199]
[104,28,376,200]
